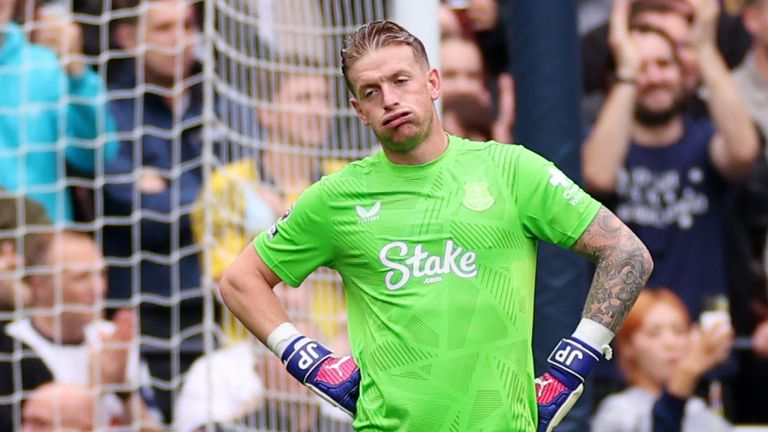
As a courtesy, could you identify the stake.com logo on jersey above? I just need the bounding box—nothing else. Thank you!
[379,240,478,290]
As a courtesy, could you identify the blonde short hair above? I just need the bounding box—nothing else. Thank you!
[341,20,429,96]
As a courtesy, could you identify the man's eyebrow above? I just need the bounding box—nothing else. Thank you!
[356,69,413,92]
[358,80,378,88]
[389,69,411,78]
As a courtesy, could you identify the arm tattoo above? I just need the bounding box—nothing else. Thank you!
[572,206,653,332]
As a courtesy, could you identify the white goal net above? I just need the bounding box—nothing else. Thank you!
[0,0,395,430]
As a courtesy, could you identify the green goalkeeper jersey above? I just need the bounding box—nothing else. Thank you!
[254,135,600,431]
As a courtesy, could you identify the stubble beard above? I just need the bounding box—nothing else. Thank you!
[376,113,432,155]
[634,93,687,128]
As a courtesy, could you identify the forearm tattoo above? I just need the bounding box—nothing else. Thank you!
[573,207,653,332]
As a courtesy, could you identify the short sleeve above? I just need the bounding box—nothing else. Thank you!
[253,181,333,287]
[512,146,601,248]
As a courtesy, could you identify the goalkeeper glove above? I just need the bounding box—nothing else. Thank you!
[535,337,605,432]
[282,335,360,417]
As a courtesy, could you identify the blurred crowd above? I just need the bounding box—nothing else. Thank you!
[0,0,766,430]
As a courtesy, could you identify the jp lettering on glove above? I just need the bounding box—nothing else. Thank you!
[535,336,608,432]
[282,335,361,417]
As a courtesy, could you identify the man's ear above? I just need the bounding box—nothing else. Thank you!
[427,68,441,101]
[113,23,138,50]
[24,274,46,306]
[350,98,369,125]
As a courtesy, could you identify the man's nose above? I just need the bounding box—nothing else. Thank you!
[381,85,399,108]
[645,63,665,84]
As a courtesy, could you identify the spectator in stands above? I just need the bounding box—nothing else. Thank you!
[0,231,159,431]
[733,0,768,138]
[441,36,492,103]
[438,0,499,39]
[442,93,494,141]
[580,0,753,123]
[0,0,117,223]
[439,0,509,92]
[630,1,700,93]
[0,193,51,317]
[104,0,205,422]
[439,2,464,39]
[439,35,514,143]
[192,67,335,284]
[255,68,336,203]
[581,1,759,318]
[21,381,161,432]
[725,163,768,422]
[592,288,733,432]
[191,66,347,347]
[466,0,499,32]
[175,287,351,432]
[725,0,768,423]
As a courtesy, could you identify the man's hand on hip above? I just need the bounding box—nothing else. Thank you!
[536,337,604,432]
[282,336,360,417]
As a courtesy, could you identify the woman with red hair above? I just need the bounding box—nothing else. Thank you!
[592,288,733,432]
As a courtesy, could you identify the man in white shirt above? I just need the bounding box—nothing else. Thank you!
[0,231,160,430]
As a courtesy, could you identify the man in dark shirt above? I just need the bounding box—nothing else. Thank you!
[582,3,759,318]
[104,0,207,421]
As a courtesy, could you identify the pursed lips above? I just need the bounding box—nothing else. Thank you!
[382,111,412,128]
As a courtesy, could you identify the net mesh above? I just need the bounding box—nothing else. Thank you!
[0,0,386,430]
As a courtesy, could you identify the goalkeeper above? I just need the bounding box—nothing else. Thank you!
[220,20,653,431]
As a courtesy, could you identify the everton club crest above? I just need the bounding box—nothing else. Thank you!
[463,181,494,212]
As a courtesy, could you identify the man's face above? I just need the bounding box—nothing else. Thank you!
[631,31,685,126]
[634,10,698,91]
[349,45,439,154]
[440,38,487,99]
[262,74,332,148]
[140,0,198,83]
[36,235,106,328]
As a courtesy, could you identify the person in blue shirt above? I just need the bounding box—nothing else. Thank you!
[582,1,759,318]
[103,0,206,423]
[0,3,117,223]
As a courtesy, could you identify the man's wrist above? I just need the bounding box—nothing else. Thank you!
[615,77,637,86]
[572,318,614,360]
[547,337,602,385]
[615,67,637,85]
[696,43,722,69]
[266,322,301,358]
